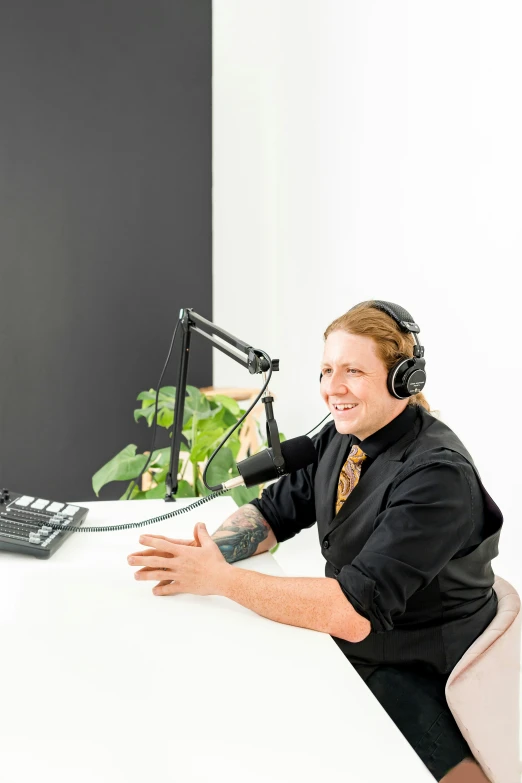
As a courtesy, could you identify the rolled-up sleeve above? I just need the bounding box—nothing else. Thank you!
[336,461,477,632]
[250,464,316,543]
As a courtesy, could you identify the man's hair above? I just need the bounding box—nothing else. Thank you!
[324,301,431,412]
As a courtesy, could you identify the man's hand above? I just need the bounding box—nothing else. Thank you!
[127,523,232,597]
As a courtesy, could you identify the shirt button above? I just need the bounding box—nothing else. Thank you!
[334,567,340,575]
[323,539,330,549]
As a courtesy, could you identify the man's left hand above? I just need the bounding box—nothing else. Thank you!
[127,523,231,597]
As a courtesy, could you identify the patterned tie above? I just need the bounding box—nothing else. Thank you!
[335,444,367,515]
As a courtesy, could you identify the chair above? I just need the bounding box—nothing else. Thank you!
[445,576,521,783]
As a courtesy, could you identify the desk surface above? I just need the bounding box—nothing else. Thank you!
[0,497,433,783]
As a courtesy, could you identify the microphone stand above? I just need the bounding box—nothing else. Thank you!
[165,308,280,501]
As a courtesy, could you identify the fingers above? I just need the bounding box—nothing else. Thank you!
[152,581,183,596]
[138,535,186,554]
[128,555,173,569]
[136,535,195,546]
[127,548,174,559]
[134,569,176,582]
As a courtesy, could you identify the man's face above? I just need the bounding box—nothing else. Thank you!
[320,330,408,440]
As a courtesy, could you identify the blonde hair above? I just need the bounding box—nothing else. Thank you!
[324,301,431,412]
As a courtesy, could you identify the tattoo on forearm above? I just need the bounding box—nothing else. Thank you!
[212,505,272,563]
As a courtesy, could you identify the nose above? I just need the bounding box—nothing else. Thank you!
[323,370,350,396]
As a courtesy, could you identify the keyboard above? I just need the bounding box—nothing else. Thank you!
[0,490,89,559]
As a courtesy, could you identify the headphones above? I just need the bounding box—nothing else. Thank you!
[320,300,427,400]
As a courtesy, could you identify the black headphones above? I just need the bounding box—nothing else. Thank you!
[320,300,427,400]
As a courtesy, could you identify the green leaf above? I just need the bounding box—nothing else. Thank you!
[148,466,169,486]
[185,385,212,418]
[190,429,228,463]
[157,407,174,429]
[229,485,260,507]
[149,447,171,466]
[133,386,189,431]
[221,407,240,427]
[226,435,242,461]
[196,408,226,431]
[140,482,168,499]
[175,479,197,498]
[204,447,235,487]
[212,394,242,416]
[92,445,148,497]
[134,407,156,426]
[137,386,175,403]
[120,482,142,500]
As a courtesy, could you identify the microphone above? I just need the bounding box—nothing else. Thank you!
[220,435,317,490]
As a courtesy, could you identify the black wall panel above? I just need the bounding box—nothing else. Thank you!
[0,0,212,501]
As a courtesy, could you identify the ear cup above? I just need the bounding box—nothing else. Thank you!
[387,357,426,399]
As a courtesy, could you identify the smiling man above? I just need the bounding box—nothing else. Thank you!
[128,300,502,782]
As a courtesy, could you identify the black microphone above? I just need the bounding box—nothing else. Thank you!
[220,435,317,490]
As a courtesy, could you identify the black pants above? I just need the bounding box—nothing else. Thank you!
[365,665,473,781]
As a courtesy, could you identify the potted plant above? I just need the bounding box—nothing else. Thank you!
[92,384,281,511]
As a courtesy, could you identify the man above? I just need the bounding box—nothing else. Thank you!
[128,301,502,782]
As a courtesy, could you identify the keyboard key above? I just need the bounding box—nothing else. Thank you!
[15,496,35,507]
[47,502,64,513]
[63,505,80,516]
[31,499,49,510]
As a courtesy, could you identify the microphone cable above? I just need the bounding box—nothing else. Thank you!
[201,349,273,492]
[43,340,329,532]
[122,316,181,500]
[61,488,230,533]
[304,412,332,437]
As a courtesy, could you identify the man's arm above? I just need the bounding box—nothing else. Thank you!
[133,522,372,643]
[205,507,371,642]
[210,503,277,563]
[219,568,372,644]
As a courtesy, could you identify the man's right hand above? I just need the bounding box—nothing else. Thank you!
[127,535,200,588]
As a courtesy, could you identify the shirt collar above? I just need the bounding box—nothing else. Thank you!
[353,404,418,460]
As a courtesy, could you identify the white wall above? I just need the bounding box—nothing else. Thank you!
[213,0,522,589]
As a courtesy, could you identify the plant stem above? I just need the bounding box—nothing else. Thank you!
[193,460,199,496]
[180,454,190,481]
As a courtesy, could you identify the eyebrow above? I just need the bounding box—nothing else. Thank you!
[320,361,363,368]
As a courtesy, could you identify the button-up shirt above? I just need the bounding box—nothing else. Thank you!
[251,405,497,644]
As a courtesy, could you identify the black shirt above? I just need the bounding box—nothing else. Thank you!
[250,405,498,648]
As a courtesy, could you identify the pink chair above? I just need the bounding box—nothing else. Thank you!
[445,576,521,783]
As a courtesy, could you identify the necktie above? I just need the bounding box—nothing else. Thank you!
[335,444,367,515]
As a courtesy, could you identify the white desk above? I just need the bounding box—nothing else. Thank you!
[0,498,434,783]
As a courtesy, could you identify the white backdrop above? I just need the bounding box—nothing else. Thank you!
[212,0,522,588]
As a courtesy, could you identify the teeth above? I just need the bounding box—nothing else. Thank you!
[334,403,357,410]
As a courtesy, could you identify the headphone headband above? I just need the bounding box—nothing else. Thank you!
[370,300,420,334]
[353,300,424,359]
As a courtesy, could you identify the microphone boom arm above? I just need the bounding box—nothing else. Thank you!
[165,308,279,501]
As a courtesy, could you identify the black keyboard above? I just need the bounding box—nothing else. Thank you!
[0,490,89,559]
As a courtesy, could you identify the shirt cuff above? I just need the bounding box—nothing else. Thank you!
[336,565,394,633]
